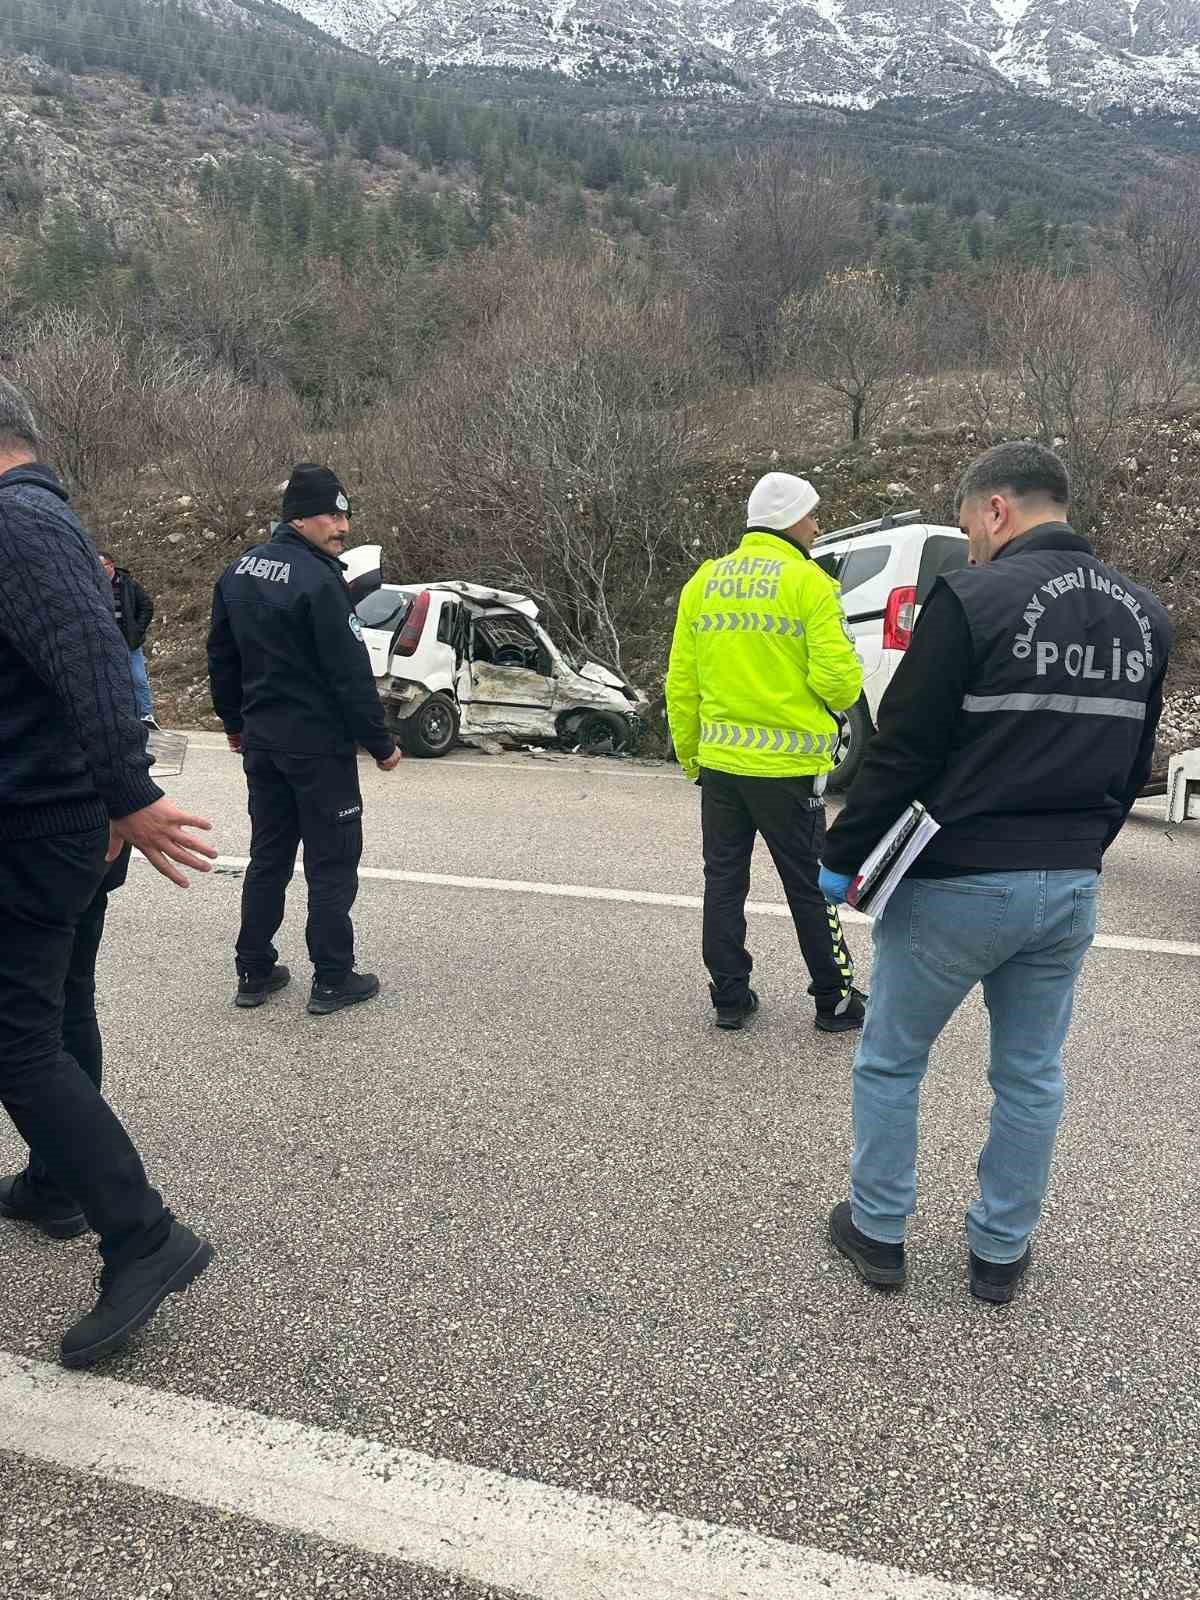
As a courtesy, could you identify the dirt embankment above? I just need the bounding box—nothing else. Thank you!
[92,417,1200,755]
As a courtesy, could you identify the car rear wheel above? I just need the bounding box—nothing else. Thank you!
[825,698,874,794]
[401,693,459,758]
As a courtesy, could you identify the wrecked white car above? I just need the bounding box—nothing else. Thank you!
[342,549,645,758]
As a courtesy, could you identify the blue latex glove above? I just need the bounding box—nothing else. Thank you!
[818,865,853,905]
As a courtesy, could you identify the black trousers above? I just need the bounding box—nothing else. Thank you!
[0,830,167,1264]
[700,768,854,1014]
[27,846,129,1192]
[237,749,364,987]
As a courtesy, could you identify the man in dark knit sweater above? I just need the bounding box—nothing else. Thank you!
[0,380,218,1368]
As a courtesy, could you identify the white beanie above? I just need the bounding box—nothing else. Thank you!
[746,471,820,532]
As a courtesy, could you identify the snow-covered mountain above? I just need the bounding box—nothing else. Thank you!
[277,0,1200,115]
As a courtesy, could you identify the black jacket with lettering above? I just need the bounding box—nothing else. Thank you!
[825,524,1172,877]
[207,524,395,761]
[111,566,154,651]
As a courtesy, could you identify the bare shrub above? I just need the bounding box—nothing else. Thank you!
[142,221,327,385]
[8,308,196,502]
[792,267,917,441]
[137,222,427,415]
[678,141,868,382]
[156,370,311,538]
[963,268,1192,529]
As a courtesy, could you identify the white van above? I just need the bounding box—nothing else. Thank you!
[342,549,646,757]
[812,511,969,790]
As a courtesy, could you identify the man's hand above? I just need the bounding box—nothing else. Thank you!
[818,865,853,905]
[226,732,243,754]
[108,799,217,889]
[377,747,403,772]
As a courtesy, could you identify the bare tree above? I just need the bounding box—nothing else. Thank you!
[964,268,1191,529]
[1118,177,1200,343]
[358,239,723,668]
[679,142,868,382]
[794,268,916,441]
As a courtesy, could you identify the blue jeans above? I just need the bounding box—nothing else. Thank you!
[128,646,153,719]
[850,870,1098,1263]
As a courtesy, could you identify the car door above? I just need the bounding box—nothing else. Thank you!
[461,611,558,737]
[815,540,899,725]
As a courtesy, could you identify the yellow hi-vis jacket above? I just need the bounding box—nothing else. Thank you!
[665,530,864,780]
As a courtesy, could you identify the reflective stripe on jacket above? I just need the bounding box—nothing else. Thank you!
[665,529,863,779]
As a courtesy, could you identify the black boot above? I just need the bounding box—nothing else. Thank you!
[235,964,291,1009]
[307,971,380,1016]
[60,1221,214,1369]
[829,1201,906,1288]
[0,1171,87,1241]
[969,1245,1032,1304]
[715,988,760,1031]
[815,988,868,1034]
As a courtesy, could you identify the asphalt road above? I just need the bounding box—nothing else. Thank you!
[1,739,1197,1600]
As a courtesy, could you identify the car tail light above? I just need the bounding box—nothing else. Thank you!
[883,586,917,651]
[392,590,430,657]
[883,588,921,649]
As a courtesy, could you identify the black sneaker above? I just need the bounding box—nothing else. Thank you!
[815,987,868,1034]
[307,971,380,1016]
[60,1221,214,1369]
[969,1245,1032,1305]
[235,964,291,1009]
[829,1200,907,1289]
[715,988,760,1031]
[0,1172,87,1241]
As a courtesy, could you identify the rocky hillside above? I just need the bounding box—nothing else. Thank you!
[278,0,1200,114]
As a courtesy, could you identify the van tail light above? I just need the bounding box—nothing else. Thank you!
[392,590,430,657]
[883,586,918,651]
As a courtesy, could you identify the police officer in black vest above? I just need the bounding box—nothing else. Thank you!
[818,442,1171,1304]
[207,465,401,1016]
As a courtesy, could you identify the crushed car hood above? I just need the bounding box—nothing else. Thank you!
[578,661,626,691]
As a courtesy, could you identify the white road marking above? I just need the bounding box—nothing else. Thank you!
[172,856,1200,960]
[0,1352,1006,1600]
[405,756,674,780]
[169,736,674,780]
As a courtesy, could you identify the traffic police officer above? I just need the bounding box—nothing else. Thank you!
[666,471,866,1033]
[207,464,401,1016]
[820,442,1172,1304]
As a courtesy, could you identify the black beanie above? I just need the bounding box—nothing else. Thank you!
[281,463,351,524]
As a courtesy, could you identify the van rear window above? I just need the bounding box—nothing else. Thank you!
[813,545,891,596]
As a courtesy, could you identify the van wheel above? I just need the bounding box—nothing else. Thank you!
[571,710,630,755]
[825,699,873,794]
[401,693,459,758]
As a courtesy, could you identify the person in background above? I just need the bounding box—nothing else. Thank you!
[0,379,217,1369]
[820,442,1172,1304]
[99,551,158,730]
[207,464,402,1017]
[666,471,866,1034]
